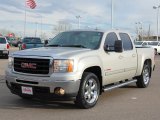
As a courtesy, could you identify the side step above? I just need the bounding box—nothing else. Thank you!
[103,79,137,92]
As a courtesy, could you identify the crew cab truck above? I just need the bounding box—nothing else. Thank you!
[5,30,155,109]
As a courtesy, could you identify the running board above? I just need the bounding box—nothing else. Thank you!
[103,79,137,92]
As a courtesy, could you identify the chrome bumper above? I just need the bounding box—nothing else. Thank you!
[5,68,81,99]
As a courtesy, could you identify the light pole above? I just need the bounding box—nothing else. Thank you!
[35,22,38,37]
[135,22,143,41]
[153,5,160,41]
[139,22,143,41]
[76,16,81,29]
[135,22,140,40]
[111,0,113,29]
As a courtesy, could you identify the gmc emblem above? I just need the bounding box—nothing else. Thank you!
[21,62,37,69]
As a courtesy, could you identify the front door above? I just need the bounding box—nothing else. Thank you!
[102,32,126,85]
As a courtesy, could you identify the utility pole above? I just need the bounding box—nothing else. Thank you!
[111,0,113,29]
[153,5,160,41]
[76,16,81,29]
[35,22,38,37]
[148,24,151,41]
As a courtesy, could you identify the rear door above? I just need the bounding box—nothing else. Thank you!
[119,33,137,79]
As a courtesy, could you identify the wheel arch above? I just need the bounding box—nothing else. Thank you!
[83,66,103,94]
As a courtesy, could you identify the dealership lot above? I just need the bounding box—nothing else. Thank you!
[0,47,160,120]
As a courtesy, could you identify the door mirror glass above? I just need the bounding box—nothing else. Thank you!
[114,40,123,52]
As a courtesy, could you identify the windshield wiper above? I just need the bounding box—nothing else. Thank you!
[62,45,87,48]
[47,44,61,47]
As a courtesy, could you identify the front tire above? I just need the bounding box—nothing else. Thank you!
[75,72,100,109]
[136,62,151,88]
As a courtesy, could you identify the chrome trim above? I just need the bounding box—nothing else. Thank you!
[103,79,137,91]
[12,55,54,77]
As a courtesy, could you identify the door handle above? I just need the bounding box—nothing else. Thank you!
[119,55,123,59]
[132,54,136,57]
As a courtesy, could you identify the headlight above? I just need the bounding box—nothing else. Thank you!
[53,59,74,73]
[8,57,14,68]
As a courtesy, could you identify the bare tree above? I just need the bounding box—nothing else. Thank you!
[0,29,12,36]
[53,21,72,34]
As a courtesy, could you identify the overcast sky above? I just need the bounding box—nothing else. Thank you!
[0,0,160,38]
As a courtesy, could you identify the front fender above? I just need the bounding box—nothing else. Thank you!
[76,56,103,79]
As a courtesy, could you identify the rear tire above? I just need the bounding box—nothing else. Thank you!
[75,72,100,109]
[136,62,151,88]
[154,49,157,55]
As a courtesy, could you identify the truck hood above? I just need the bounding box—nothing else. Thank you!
[12,47,91,58]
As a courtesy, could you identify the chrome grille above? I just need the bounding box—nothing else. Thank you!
[14,57,50,74]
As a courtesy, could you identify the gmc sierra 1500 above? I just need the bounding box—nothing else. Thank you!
[5,30,155,109]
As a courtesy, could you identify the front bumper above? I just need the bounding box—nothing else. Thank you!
[5,69,81,100]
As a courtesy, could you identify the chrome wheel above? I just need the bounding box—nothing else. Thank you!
[84,78,98,104]
[143,66,150,85]
[75,72,100,108]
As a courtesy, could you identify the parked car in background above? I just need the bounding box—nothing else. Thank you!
[10,39,22,47]
[5,37,15,46]
[134,41,148,47]
[134,41,159,55]
[0,36,9,59]
[19,37,44,50]
[147,41,160,55]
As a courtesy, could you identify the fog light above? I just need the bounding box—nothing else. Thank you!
[54,87,65,96]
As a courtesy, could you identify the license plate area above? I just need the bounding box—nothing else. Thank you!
[21,86,33,95]
[3,50,8,54]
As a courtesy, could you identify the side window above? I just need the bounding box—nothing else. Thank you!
[142,42,147,46]
[119,33,133,51]
[104,32,118,51]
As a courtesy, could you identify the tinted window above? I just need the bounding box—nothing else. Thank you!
[142,42,147,46]
[0,38,6,43]
[119,33,133,51]
[134,41,143,45]
[23,38,41,43]
[48,31,103,49]
[148,42,159,46]
[104,32,118,51]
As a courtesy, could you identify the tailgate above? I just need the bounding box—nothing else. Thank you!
[26,43,43,49]
[0,44,7,50]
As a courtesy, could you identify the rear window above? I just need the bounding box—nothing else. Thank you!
[0,38,6,43]
[23,38,41,43]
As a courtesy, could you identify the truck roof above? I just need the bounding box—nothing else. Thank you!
[64,29,129,34]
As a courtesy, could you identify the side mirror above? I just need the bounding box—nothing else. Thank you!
[114,40,123,52]
[104,44,110,51]
[44,40,48,46]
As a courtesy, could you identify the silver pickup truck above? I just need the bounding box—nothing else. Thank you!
[5,30,155,109]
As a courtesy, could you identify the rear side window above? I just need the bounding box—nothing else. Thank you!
[0,38,6,44]
[23,38,41,43]
[119,33,133,51]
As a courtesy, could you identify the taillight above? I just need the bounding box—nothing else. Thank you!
[22,43,26,49]
[7,44,10,49]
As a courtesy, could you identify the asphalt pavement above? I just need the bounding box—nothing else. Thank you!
[0,47,160,120]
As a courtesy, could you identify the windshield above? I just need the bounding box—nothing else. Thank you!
[48,31,103,49]
[0,38,6,43]
[23,38,41,43]
[134,41,143,45]
[148,42,159,46]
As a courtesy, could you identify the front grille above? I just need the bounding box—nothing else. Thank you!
[14,57,50,74]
